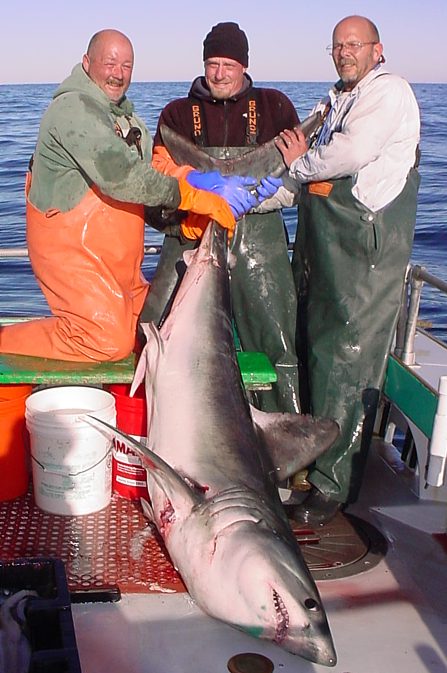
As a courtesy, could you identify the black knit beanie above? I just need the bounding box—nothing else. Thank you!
[203,22,249,67]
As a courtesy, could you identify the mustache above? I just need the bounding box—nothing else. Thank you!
[106,77,124,86]
[339,58,356,67]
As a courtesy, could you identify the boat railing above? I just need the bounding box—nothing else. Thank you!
[381,264,447,496]
[0,245,164,258]
[2,250,446,357]
[3,250,447,342]
[395,264,447,364]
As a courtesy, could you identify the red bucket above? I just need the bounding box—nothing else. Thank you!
[105,384,149,500]
[0,384,33,501]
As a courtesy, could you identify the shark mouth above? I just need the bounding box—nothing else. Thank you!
[273,588,289,643]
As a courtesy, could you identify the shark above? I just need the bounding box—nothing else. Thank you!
[89,220,338,666]
[159,111,323,180]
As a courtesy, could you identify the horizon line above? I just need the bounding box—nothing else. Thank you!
[1,78,447,87]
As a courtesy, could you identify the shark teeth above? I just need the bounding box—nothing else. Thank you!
[273,588,289,643]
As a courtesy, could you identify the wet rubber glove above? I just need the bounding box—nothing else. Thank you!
[177,179,236,238]
[186,170,228,191]
[256,176,284,201]
[210,175,259,220]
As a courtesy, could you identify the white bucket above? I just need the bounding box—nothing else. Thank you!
[25,386,116,516]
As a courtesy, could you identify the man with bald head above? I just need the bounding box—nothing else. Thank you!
[276,16,420,524]
[82,29,135,103]
[0,29,259,361]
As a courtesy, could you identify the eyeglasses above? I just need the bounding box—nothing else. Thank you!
[326,41,378,55]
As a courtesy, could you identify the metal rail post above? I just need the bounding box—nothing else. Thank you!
[401,266,425,365]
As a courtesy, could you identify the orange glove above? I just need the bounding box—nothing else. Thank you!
[177,178,236,239]
[152,144,193,178]
[179,213,211,240]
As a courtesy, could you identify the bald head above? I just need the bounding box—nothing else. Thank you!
[82,29,134,103]
[331,15,383,91]
[333,15,380,43]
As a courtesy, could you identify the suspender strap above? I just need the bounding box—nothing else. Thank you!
[189,91,259,147]
[245,89,258,146]
[309,101,332,148]
[189,99,208,147]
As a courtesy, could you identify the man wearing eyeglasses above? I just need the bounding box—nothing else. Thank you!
[275,15,420,525]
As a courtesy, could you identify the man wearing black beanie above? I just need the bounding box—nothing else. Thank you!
[141,22,302,417]
[203,21,249,67]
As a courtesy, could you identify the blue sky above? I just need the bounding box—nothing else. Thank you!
[2,0,445,84]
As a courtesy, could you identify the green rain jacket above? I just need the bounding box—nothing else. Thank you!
[29,63,180,213]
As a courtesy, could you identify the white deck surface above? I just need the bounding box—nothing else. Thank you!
[408,330,447,391]
[71,443,447,673]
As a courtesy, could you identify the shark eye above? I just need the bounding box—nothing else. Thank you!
[305,598,320,612]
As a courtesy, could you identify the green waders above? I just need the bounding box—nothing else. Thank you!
[140,233,196,326]
[141,147,300,414]
[229,210,300,414]
[293,169,420,503]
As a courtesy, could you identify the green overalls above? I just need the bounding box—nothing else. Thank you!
[141,148,300,414]
[293,168,420,503]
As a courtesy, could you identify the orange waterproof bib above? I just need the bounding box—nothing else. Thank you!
[0,177,148,361]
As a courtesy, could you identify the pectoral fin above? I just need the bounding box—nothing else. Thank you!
[85,416,199,512]
[250,406,339,482]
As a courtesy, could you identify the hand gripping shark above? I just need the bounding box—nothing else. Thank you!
[89,221,338,666]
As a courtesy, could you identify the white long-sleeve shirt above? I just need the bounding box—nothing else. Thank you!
[289,65,420,212]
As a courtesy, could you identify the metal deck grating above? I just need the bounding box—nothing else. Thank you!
[0,489,386,593]
[0,488,186,594]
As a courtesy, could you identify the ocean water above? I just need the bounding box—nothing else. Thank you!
[1,81,446,339]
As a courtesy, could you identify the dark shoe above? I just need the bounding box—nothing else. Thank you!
[287,487,342,527]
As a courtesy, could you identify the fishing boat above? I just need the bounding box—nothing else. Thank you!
[0,259,446,673]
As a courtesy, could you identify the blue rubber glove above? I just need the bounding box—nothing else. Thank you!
[210,175,259,220]
[256,176,283,201]
[186,170,228,191]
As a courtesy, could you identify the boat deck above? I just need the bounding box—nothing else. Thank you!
[411,330,447,391]
[69,440,447,673]
[65,326,447,673]
[2,318,447,671]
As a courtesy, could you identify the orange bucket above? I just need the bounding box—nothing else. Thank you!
[0,384,33,501]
